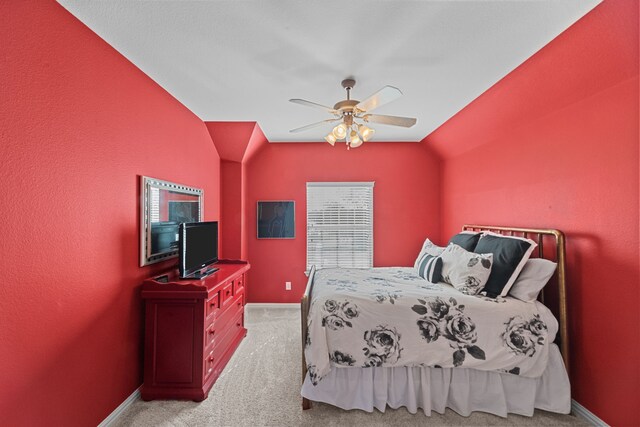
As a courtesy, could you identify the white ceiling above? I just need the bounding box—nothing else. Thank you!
[58,0,600,142]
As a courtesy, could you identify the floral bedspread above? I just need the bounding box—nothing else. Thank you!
[304,267,557,385]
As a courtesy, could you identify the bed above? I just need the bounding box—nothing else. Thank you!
[300,225,569,417]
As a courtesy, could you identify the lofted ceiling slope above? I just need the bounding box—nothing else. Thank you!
[206,121,269,163]
[57,0,600,142]
[426,0,638,160]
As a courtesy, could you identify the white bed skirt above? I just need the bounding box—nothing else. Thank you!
[301,344,570,417]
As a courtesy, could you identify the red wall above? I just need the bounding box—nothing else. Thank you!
[220,160,243,258]
[0,2,220,426]
[2,0,636,425]
[425,1,639,425]
[206,123,269,261]
[244,143,441,303]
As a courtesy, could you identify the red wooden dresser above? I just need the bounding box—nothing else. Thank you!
[141,260,250,401]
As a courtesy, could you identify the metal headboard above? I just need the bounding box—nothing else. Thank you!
[463,225,569,375]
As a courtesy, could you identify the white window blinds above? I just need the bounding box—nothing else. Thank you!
[150,187,160,223]
[306,182,374,272]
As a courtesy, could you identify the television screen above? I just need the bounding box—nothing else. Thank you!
[179,221,218,278]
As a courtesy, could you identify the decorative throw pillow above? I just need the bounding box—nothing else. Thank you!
[448,231,482,252]
[415,253,443,283]
[508,258,557,303]
[473,232,537,298]
[413,238,446,270]
[439,244,493,295]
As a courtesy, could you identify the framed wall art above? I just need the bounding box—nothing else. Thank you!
[140,176,202,266]
[257,201,295,239]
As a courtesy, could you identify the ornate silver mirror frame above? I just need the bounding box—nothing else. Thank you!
[140,176,203,266]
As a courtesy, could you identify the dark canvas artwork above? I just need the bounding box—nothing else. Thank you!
[168,201,199,223]
[257,201,295,239]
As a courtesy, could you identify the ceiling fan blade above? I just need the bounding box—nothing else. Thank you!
[363,114,417,128]
[355,86,403,113]
[289,118,340,133]
[289,98,338,114]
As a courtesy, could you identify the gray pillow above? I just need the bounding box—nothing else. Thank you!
[473,232,537,298]
[508,258,557,303]
[448,231,482,252]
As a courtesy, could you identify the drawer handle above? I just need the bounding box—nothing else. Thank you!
[209,356,214,362]
[209,330,215,335]
[226,289,231,295]
[236,321,242,327]
[210,302,216,307]
[237,301,241,307]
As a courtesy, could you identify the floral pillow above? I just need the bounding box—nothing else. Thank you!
[439,244,493,295]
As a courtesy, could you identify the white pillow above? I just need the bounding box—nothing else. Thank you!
[440,244,493,295]
[413,238,445,269]
[508,258,557,302]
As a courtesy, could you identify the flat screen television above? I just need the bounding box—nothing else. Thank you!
[178,221,219,279]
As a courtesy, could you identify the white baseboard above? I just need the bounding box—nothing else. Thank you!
[98,386,141,427]
[572,399,609,426]
[246,303,299,308]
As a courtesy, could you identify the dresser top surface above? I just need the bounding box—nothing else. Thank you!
[142,260,250,294]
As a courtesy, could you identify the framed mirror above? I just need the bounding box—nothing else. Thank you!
[140,176,203,266]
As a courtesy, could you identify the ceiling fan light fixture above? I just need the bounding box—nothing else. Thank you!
[332,123,347,139]
[325,133,336,146]
[358,124,374,142]
[289,79,416,149]
[349,130,362,148]
[350,139,363,148]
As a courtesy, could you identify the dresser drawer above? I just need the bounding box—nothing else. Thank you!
[204,321,217,348]
[213,309,245,357]
[220,281,234,307]
[203,308,244,382]
[233,283,244,305]
[235,274,244,291]
[228,310,244,341]
[208,292,243,339]
[204,349,216,380]
[235,311,244,332]
[205,292,220,319]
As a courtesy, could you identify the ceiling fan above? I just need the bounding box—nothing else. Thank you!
[289,78,417,149]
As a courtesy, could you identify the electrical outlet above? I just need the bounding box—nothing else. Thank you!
[285,281,292,291]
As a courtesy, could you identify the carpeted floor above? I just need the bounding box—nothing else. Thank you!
[114,306,587,427]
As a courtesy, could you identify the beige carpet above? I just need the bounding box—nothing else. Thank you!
[114,306,587,427]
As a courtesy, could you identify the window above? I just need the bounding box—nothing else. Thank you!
[150,187,160,223]
[306,182,374,272]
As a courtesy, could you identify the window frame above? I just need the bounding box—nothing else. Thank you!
[305,181,375,273]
